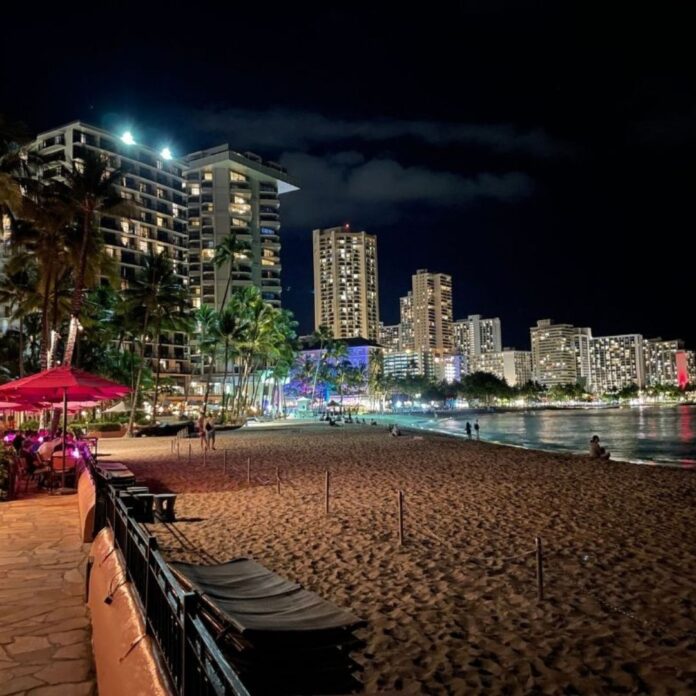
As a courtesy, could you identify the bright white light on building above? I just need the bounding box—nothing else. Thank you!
[161,147,172,160]
[121,131,135,145]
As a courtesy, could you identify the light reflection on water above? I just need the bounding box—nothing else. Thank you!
[399,405,696,468]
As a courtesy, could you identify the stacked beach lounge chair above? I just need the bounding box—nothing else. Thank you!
[171,557,366,694]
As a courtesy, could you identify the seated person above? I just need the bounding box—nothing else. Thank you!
[37,435,64,463]
[390,424,402,437]
[589,435,610,460]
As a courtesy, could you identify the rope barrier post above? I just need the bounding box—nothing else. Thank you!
[247,457,250,485]
[535,536,544,601]
[223,449,228,475]
[398,490,404,546]
[276,466,280,495]
[324,470,330,515]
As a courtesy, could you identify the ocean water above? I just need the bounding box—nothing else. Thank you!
[387,405,696,468]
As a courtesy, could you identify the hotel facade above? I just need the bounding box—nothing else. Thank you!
[589,334,645,394]
[313,225,380,341]
[28,121,298,392]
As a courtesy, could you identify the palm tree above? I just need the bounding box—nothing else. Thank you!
[59,150,127,366]
[194,305,220,416]
[217,302,248,422]
[213,232,248,310]
[0,262,39,377]
[310,324,333,406]
[123,251,189,435]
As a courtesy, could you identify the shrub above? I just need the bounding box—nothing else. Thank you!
[87,422,123,432]
[0,451,12,501]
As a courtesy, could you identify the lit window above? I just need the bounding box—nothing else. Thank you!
[203,171,213,181]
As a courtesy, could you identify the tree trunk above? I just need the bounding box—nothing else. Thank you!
[220,339,230,422]
[202,348,216,416]
[39,271,51,371]
[63,206,92,366]
[18,316,24,378]
[127,310,150,437]
[151,323,163,422]
[310,345,324,405]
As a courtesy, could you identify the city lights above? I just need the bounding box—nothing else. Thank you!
[121,131,135,145]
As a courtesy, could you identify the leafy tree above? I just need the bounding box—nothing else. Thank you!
[59,150,129,366]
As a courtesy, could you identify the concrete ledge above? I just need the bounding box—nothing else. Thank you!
[77,468,96,543]
[88,528,171,696]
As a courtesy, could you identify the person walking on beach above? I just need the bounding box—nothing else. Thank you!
[474,419,480,440]
[465,421,472,439]
[197,412,207,451]
[205,416,216,450]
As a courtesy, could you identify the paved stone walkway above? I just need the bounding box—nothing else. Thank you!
[0,495,96,695]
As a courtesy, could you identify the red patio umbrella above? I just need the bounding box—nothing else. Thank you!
[0,366,130,492]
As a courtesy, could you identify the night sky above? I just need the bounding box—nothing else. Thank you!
[2,4,695,349]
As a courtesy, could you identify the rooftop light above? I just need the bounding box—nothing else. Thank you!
[161,147,173,160]
[121,131,135,145]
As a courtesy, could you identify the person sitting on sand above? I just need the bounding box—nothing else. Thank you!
[390,424,401,437]
[589,435,610,460]
[370,419,377,426]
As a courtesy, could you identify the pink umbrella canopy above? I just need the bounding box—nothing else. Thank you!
[0,401,41,411]
[0,366,130,403]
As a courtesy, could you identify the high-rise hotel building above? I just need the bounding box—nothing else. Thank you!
[530,319,592,387]
[399,293,415,351]
[184,145,298,312]
[453,314,502,374]
[313,225,379,341]
[411,269,453,353]
[589,334,645,393]
[32,122,190,385]
[29,122,298,389]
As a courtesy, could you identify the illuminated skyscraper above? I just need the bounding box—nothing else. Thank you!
[531,319,592,387]
[313,225,380,341]
[32,121,190,385]
[399,293,415,350]
[589,334,645,393]
[185,145,298,312]
[410,269,453,353]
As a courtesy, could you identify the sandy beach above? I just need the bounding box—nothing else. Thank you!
[101,424,696,694]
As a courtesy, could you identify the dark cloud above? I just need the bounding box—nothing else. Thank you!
[278,151,535,229]
[188,108,571,158]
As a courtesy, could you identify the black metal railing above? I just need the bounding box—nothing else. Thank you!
[91,462,249,696]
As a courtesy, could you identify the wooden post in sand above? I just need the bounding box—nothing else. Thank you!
[324,470,330,515]
[246,457,251,485]
[276,466,280,494]
[397,490,404,546]
[170,439,174,454]
[223,449,228,475]
[176,439,180,460]
[187,441,191,464]
[535,536,544,601]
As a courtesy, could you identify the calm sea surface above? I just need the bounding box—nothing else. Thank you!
[388,405,696,468]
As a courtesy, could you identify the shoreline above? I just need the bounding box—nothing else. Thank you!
[363,412,696,470]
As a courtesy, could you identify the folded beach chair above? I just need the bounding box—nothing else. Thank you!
[171,557,366,694]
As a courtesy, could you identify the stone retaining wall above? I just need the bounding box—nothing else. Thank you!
[87,527,171,696]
